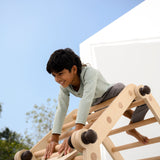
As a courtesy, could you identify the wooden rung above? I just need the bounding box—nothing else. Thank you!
[128,99,145,109]
[139,156,160,160]
[112,136,160,152]
[90,98,144,114]
[60,119,95,140]
[34,148,45,157]
[61,109,103,133]
[62,120,75,131]
[48,150,79,160]
[62,99,145,133]
[73,155,83,160]
[109,117,157,136]
[34,144,61,158]
[89,97,115,113]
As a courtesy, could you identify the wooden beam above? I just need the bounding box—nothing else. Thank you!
[139,156,160,160]
[144,95,160,124]
[112,136,160,152]
[109,117,157,136]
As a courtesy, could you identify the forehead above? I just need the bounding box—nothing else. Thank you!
[51,68,69,76]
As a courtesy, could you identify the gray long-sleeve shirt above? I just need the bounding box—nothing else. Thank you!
[52,66,113,134]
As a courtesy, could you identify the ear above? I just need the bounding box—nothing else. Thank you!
[72,65,77,74]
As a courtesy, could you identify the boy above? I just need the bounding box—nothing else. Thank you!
[45,48,149,159]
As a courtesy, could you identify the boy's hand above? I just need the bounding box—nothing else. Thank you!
[58,123,84,156]
[44,141,58,159]
[58,138,72,155]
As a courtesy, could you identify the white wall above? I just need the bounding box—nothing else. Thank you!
[80,0,160,159]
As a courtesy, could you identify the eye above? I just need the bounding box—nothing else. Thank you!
[58,72,63,76]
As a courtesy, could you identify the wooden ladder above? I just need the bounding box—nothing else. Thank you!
[14,84,160,160]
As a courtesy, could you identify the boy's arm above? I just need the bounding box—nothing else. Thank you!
[76,68,98,125]
[52,86,70,134]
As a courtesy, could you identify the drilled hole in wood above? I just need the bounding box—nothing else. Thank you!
[119,102,123,109]
[91,152,97,160]
[107,116,112,123]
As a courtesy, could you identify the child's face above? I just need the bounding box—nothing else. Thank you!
[51,65,78,88]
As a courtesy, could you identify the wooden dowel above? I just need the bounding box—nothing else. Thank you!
[128,99,145,109]
[87,109,104,121]
[89,97,115,113]
[109,117,157,136]
[112,136,160,152]
[73,99,145,121]
[60,130,74,140]
[62,120,75,131]
[34,144,62,158]
[139,156,160,160]
[49,152,60,158]
[72,98,115,121]
[61,109,103,133]
[60,119,95,141]
[34,148,45,157]
[73,155,83,160]
[62,99,145,136]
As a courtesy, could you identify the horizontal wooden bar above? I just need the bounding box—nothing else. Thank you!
[112,136,160,152]
[72,99,145,121]
[61,109,104,133]
[109,117,157,136]
[62,120,75,131]
[139,156,160,160]
[89,97,115,113]
[128,99,145,109]
[33,144,62,158]
[73,155,83,160]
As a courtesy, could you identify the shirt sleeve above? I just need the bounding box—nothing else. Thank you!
[52,86,70,134]
[76,67,98,125]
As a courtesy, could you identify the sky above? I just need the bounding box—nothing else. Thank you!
[0,0,144,136]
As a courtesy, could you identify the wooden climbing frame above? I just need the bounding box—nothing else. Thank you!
[14,84,160,160]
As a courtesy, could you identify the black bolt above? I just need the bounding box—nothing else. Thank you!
[68,136,74,149]
[21,151,33,160]
[139,85,151,96]
[81,129,97,144]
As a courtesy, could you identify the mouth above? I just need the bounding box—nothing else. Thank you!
[59,81,65,86]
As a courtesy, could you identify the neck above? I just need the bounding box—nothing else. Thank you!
[71,75,80,91]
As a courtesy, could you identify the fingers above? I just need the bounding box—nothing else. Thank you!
[44,141,57,159]
[58,138,72,155]
[58,143,65,154]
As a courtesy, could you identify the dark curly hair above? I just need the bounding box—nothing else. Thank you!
[46,48,82,76]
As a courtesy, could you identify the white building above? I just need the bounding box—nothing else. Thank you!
[80,0,160,159]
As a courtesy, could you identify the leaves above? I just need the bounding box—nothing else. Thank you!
[0,128,30,160]
[25,98,57,144]
[0,103,2,117]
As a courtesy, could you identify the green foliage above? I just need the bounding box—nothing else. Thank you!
[25,98,57,144]
[0,128,30,160]
[0,103,2,117]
